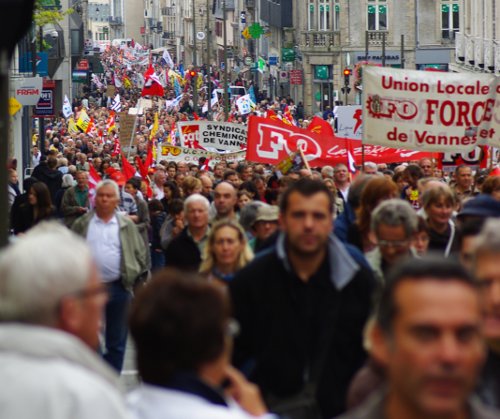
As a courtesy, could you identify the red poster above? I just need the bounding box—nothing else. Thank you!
[246,116,434,167]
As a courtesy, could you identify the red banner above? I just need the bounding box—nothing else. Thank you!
[246,116,434,167]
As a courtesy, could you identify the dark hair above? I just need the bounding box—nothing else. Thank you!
[481,176,500,195]
[239,181,258,197]
[223,169,238,181]
[30,182,53,220]
[47,156,58,169]
[404,164,424,181]
[457,219,484,249]
[129,269,230,385]
[455,164,471,176]
[126,177,142,191]
[148,199,164,213]
[279,178,334,214]
[168,198,185,217]
[416,215,429,234]
[163,181,181,200]
[376,256,475,334]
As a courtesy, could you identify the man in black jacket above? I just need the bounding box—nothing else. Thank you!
[164,194,210,271]
[230,179,375,418]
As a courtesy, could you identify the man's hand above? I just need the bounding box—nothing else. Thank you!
[223,366,268,417]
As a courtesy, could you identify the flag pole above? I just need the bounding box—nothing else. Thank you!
[298,147,311,172]
[126,98,142,160]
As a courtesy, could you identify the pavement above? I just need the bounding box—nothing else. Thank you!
[118,337,139,393]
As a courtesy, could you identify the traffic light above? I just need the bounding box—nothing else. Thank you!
[343,68,351,87]
[189,69,197,85]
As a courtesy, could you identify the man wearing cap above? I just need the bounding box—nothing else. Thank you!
[249,204,280,253]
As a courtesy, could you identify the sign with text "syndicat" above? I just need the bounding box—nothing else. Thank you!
[178,121,248,151]
[362,66,499,152]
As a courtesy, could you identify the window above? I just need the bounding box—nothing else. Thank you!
[367,0,387,31]
[307,0,340,31]
[319,0,330,31]
[441,0,459,39]
[308,1,314,30]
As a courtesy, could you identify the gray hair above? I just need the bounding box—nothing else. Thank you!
[0,222,93,325]
[184,193,210,213]
[61,174,75,188]
[321,166,334,177]
[371,199,418,238]
[96,179,119,198]
[473,219,500,267]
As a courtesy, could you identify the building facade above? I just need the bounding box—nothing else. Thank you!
[450,0,500,74]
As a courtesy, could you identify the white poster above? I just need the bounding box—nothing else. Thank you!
[178,121,248,151]
[158,144,246,165]
[362,66,499,152]
[336,105,363,140]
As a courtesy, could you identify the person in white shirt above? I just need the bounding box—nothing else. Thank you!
[127,269,277,419]
[0,222,130,419]
[72,179,148,372]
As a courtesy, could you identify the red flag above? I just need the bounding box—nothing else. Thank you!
[193,112,200,120]
[111,137,121,157]
[246,116,434,167]
[141,65,165,97]
[88,165,102,207]
[307,116,334,138]
[121,153,136,180]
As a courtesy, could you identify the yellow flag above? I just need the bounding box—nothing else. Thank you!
[196,74,203,90]
[68,117,79,134]
[149,112,159,141]
[76,109,91,133]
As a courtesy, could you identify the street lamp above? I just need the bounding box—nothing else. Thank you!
[191,0,198,114]
[222,0,228,121]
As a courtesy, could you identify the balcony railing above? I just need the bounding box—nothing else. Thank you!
[109,16,123,26]
[301,31,340,52]
[366,30,388,46]
[455,32,500,73]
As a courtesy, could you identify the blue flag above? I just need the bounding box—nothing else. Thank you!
[249,85,257,104]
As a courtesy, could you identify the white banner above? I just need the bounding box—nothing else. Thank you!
[336,105,363,140]
[158,144,246,165]
[362,66,500,152]
[178,121,248,151]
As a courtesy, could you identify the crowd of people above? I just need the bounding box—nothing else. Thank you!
[3,43,500,419]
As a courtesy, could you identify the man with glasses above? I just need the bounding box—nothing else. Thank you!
[0,222,129,419]
[365,199,419,286]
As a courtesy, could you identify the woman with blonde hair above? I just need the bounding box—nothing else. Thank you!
[199,219,254,286]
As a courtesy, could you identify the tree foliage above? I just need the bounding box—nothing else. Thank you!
[33,0,73,27]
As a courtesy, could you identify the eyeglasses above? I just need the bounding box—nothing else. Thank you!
[377,239,410,248]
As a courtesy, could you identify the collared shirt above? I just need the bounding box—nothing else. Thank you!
[187,226,210,255]
[87,213,121,282]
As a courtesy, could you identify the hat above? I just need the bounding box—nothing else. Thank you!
[255,205,279,224]
[458,194,500,219]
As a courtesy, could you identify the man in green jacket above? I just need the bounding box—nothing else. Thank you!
[72,179,148,372]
